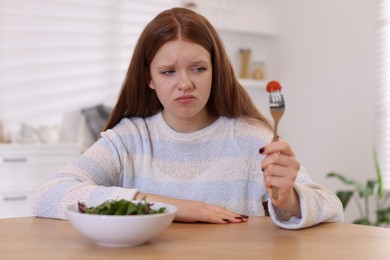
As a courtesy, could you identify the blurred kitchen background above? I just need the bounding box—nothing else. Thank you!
[0,0,388,223]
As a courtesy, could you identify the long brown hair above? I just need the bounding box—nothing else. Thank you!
[104,7,271,130]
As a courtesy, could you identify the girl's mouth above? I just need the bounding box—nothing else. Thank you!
[176,95,195,104]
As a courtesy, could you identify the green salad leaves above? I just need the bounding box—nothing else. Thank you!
[78,198,166,216]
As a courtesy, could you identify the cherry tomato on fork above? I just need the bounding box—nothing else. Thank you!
[266,80,282,93]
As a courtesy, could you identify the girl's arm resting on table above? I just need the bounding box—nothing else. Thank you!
[31,177,139,219]
[31,135,137,220]
[134,192,247,224]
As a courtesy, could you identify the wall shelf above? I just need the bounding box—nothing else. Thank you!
[238,78,267,90]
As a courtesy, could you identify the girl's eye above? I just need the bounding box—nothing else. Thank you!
[161,69,175,76]
[192,67,206,73]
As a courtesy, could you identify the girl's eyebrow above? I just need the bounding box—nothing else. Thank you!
[188,57,210,65]
[156,59,209,70]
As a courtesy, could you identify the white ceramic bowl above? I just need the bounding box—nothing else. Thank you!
[65,201,177,247]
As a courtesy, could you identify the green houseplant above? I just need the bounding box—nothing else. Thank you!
[327,149,390,226]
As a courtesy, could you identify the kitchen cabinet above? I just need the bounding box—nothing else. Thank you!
[0,144,79,218]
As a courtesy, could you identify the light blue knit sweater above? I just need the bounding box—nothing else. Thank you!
[31,112,343,229]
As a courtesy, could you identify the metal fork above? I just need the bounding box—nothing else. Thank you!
[269,90,285,200]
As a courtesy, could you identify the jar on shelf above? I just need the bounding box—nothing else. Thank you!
[239,49,251,78]
[252,61,265,80]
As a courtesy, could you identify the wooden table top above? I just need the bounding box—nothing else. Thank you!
[1,216,389,259]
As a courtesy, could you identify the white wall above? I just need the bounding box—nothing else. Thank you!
[272,0,376,223]
[207,0,376,223]
[0,0,378,222]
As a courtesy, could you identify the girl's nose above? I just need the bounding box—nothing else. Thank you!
[177,72,193,91]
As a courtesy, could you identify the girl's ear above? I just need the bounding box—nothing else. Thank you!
[149,80,155,90]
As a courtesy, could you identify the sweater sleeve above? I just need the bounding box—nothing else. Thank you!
[31,131,138,220]
[268,166,344,229]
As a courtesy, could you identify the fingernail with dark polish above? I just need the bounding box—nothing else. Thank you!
[259,147,265,154]
[261,168,264,171]
[222,218,229,222]
[240,214,249,219]
[234,216,243,219]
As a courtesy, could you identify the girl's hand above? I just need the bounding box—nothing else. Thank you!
[135,192,248,224]
[260,140,302,217]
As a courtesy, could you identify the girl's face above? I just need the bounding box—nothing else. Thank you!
[149,39,214,132]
